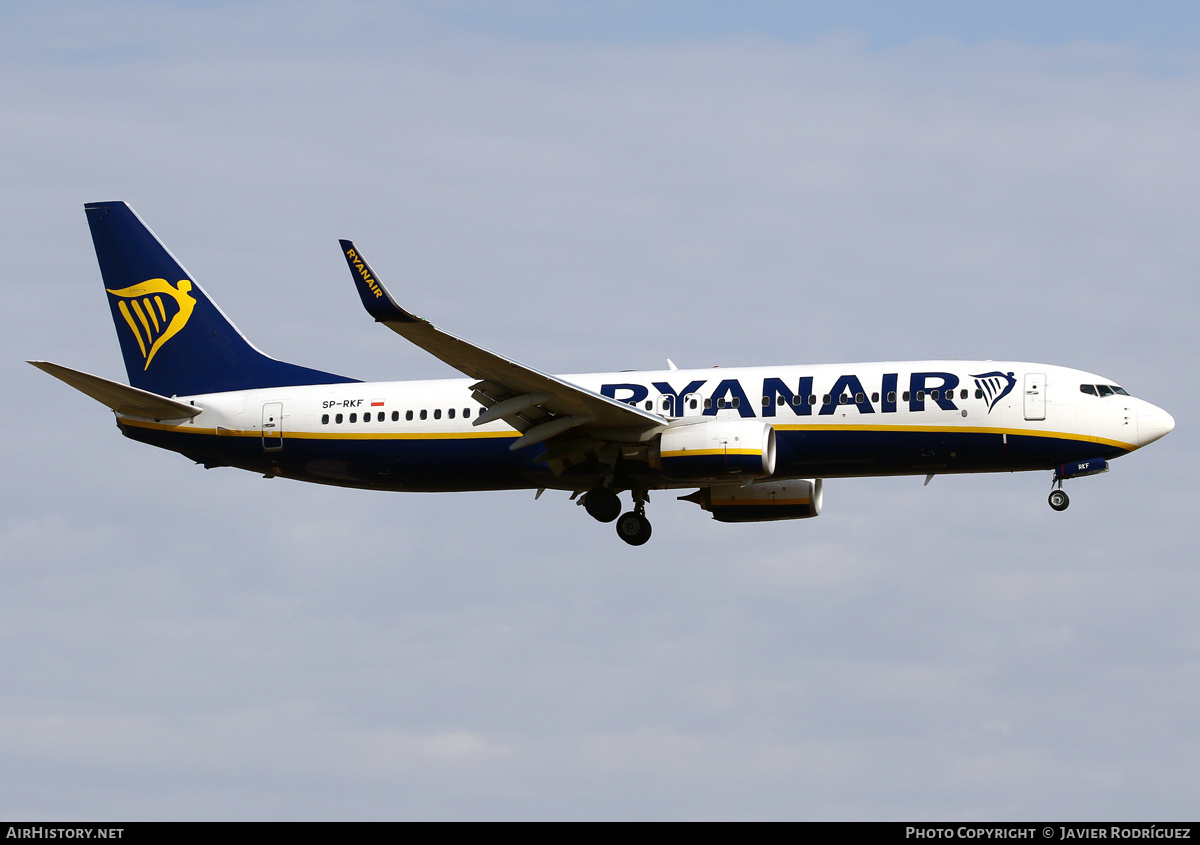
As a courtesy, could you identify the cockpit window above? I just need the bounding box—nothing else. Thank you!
[1096,384,1114,397]
[1111,386,1129,396]
[1080,384,1097,396]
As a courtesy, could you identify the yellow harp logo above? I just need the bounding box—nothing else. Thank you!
[106,279,197,370]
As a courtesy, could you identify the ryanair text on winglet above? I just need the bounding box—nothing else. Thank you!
[346,247,384,299]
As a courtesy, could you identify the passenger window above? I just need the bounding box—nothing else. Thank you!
[916,390,924,401]
[732,397,740,408]
[960,389,968,399]
[1097,385,1113,397]
[903,391,910,401]
[464,407,472,417]
[1080,384,1097,396]
[871,392,879,403]
[349,413,357,423]
[762,396,770,407]
[448,408,456,419]
[704,398,712,409]
[887,391,896,403]
[808,395,817,405]
[717,398,726,409]
[822,394,831,405]
[839,394,849,405]
[792,396,802,406]
[434,408,442,419]
[930,390,939,401]
[406,410,414,421]
[975,389,983,399]
[335,413,343,424]
[644,400,652,410]
[420,410,428,420]
[392,411,399,421]
[855,392,865,404]
[690,399,698,410]
[321,414,329,425]
[377,412,384,422]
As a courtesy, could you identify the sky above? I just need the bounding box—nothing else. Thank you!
[1,1,1198,821]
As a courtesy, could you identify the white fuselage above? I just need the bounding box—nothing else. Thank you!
[114,360,1173,493]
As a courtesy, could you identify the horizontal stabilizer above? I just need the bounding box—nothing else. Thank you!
[29,361,202,421]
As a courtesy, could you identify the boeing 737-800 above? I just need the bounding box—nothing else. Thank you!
[31,202,1175,545]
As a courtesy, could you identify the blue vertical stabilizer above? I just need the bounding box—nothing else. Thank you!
[85,202,358,396]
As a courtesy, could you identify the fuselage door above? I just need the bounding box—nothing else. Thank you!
[1024,373,1046,421]
[657,391,676,419]
[262,402,283,450]
[642,388,673,419]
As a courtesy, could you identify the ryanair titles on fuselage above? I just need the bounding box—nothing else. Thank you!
[596,368,1017,417]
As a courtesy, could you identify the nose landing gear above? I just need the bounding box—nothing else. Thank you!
[1047,458,1108,511]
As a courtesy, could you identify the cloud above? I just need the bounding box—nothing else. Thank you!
[1,2,1197,819]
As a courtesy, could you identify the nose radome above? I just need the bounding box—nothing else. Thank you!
[1137,401,1176,447]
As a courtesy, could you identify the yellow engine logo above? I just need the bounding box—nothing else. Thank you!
[106,279,197,369]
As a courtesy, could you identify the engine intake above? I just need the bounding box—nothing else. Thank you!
[651,420,776,481]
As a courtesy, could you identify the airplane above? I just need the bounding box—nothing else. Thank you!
[30,201,1175,546]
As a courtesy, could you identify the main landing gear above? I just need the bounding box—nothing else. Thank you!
[615,511,652,546]
[582,487,621,523]
[581,487,652,545]
[616,490,652,546]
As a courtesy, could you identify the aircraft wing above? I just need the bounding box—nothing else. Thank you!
[29,360,202,421]
[338,240,665,451]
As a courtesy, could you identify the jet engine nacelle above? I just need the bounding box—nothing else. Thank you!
[651,419,776,481]
[681,478,823,523]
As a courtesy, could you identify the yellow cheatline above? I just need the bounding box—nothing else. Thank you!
[770,422,1134,451]
[119,419,521,440]
[289,430,520,441]
[116,301,147,357]
[661,448,764,458]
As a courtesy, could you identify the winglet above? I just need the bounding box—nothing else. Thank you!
[338,239,421,323]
